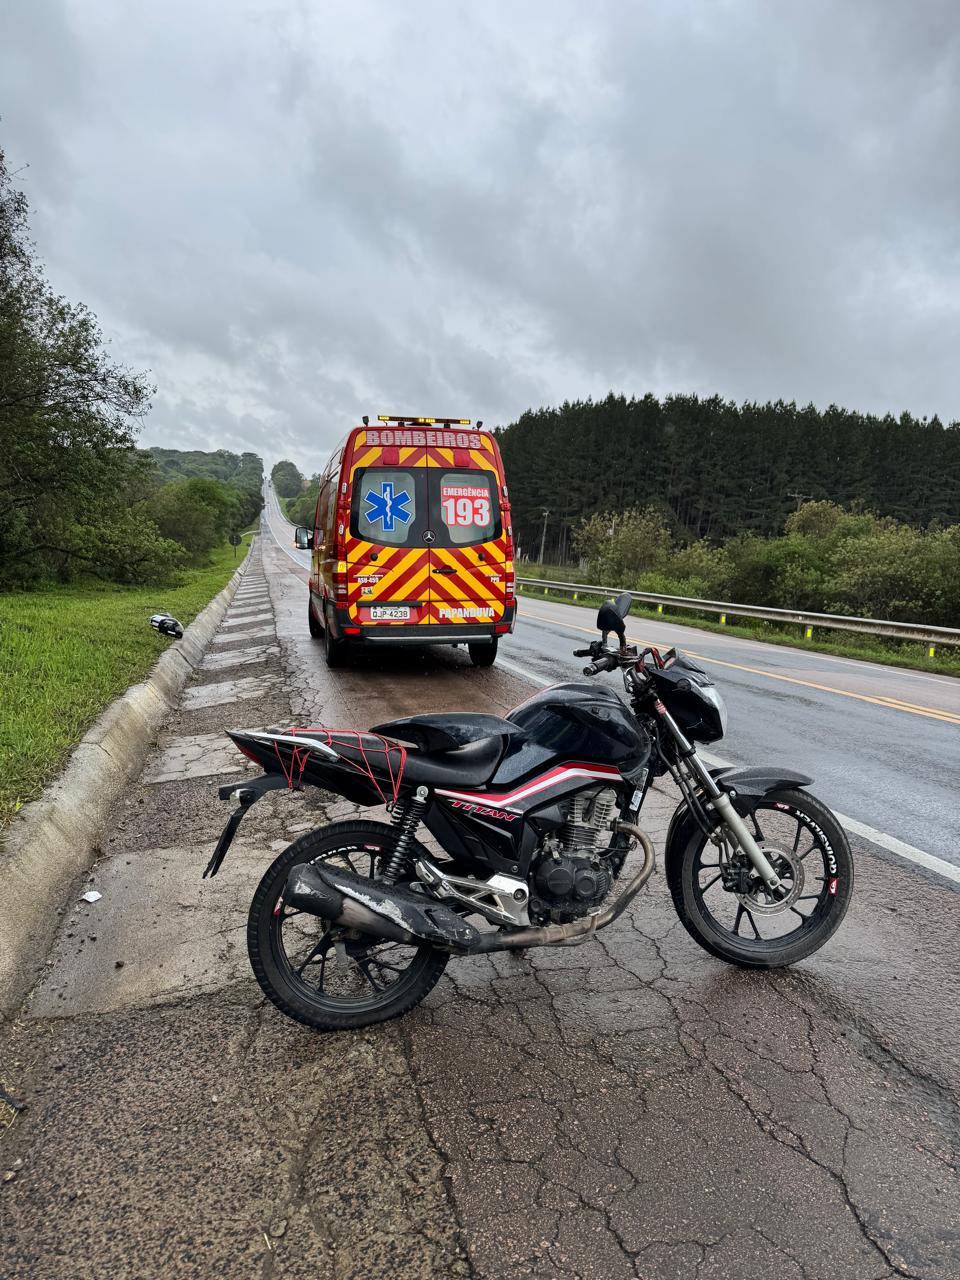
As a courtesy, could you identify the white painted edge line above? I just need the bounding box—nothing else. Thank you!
[264,514,312,571]
[833,817,960,885]
[497,653,960,887]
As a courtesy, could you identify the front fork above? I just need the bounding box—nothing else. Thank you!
[654,702,783,894]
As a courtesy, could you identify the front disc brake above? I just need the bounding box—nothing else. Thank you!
[735,849,805,913]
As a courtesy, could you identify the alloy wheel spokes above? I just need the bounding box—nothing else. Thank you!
[276,843,422,1001]
[695,804,831,943]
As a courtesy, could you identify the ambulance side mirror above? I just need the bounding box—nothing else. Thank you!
[294,527,314,550]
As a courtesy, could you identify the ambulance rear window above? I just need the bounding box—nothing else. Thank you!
[435,471,499,546]
[354,469,418,545]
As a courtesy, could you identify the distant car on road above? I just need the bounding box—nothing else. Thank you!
[295,415,516,667]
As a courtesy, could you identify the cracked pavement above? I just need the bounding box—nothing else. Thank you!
[1,531,958,1279]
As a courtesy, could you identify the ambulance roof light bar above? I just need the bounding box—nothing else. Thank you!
[376,415,472,426]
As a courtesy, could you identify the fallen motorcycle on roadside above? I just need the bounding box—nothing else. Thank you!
[205,592,853,1031]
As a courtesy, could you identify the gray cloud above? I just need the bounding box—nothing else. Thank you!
[2,0,958,473]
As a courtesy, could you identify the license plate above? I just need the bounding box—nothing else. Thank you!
[370,605,410,621]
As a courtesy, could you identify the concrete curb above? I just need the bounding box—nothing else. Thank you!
[0,545,253,1017]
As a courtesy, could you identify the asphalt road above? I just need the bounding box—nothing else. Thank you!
[265,482,960,871]
[3,502,958,1280]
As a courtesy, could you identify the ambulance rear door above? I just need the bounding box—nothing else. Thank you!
[427,464,507,628]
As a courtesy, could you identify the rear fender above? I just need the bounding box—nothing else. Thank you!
[227,728,406,806]
[664,767,813,871]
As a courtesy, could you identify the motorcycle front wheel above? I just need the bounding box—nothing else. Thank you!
[247,820,449,1031]
[667,788,853,968]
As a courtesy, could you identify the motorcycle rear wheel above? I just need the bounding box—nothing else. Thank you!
[667,788,853,968]
[248,820,448,1030]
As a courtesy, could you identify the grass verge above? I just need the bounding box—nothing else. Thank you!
[516,581,960,679]
[0,542,243,831]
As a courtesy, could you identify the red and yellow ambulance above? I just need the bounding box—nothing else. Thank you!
[294,416,516,667]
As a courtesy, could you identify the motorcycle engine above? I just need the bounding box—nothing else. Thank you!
[529,788,619,924]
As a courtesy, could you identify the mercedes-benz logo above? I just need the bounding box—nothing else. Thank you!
[423,529,436,544]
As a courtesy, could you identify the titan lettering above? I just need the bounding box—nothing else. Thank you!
[449,800,518,822]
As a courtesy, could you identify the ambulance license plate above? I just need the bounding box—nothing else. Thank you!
[370,605,410,621]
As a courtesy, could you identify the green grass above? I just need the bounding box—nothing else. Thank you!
[516,578,960,679]
[0,543,243,831]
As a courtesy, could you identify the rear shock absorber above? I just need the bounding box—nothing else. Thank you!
[382,786,429,883]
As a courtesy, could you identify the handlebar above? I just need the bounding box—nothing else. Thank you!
[582,653,618,676]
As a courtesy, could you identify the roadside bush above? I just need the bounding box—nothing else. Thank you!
[828,524,955,624]
[570,498,960,629]
[663,541,732,598]
[286,474,320,527]
[574,507,672,582]
[147,477,239,564]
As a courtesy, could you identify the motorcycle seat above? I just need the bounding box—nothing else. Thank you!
[371,713,523,789]
[371,712,522,753]
[401,736,503,788]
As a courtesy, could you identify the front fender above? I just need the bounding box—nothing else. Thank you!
[664,767,813,873]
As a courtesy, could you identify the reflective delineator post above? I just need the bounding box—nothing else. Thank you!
[929,644,936,658]
[720,613,726,626]
[805,626,813,639]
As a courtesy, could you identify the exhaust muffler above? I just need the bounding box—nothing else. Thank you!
[284,863,480,949]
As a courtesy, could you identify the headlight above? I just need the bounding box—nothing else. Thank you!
[700,683,728,736]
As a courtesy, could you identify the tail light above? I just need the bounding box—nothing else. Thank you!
[333,559,349,601]
[504,565,515,604]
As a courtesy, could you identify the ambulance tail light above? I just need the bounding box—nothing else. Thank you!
[504,567,516,603]
[334,560,350,600]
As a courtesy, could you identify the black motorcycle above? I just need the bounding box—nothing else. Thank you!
[207,592,853,1030]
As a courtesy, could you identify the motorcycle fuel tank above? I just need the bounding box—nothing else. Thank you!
[497,682,652,787]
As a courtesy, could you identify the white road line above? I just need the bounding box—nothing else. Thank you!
[497,655,552,686]
[497,651,960,887]
[263,505,311,571]
[832,818,960,886]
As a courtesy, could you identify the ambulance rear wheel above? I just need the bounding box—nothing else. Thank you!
[308,596,323,639]
[468,639,498,667]
[324,608,350,668]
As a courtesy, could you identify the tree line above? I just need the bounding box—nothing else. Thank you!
[495,394,960,560]
[0,145,262,590]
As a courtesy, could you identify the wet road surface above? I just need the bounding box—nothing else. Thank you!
[1,521,959,1279]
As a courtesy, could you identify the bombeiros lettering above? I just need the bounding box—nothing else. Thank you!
[366,428,483,449]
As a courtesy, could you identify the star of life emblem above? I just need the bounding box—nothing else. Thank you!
[364,481,411,532]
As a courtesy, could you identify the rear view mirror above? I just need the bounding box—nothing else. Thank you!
[614,591,632,618]
[596,599,627,644]
[150,613,183,640]
[294,527,313,550]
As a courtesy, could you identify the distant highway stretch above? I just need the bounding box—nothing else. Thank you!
[263,483,960,876]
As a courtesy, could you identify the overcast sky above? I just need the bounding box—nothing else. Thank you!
[2,0,959,472]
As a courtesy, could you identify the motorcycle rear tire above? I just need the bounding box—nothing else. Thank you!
[248,821,448,1031]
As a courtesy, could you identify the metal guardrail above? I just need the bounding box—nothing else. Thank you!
[517,577,960,650]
